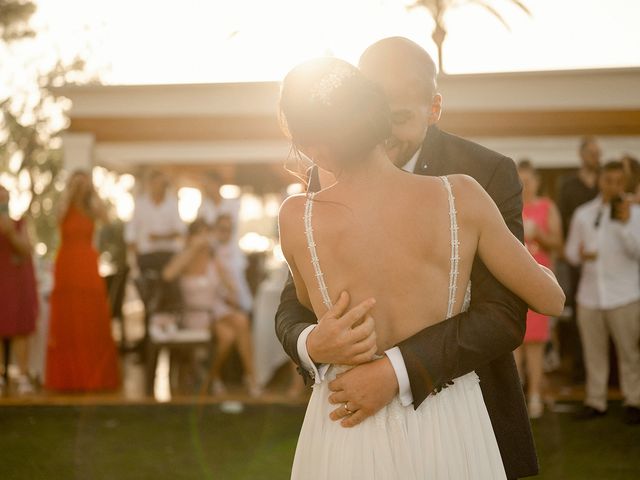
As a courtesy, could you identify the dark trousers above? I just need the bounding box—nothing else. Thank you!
[556,260,585,383]
[136,251,181,314]
[137,251,174,276]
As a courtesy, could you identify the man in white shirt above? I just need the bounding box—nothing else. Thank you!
[565,160,640,425]
[197,171,240,229]
[126,170,186,279]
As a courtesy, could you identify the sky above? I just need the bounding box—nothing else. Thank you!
[31,0,640,85]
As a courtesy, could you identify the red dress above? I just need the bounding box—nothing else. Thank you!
[0,219,38,337]
[46,206,120,391]
[523,198,552,343]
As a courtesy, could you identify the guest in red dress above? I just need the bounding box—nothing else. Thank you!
[46,171,120,391]
[516,160,563,418]
[0,185,38,393]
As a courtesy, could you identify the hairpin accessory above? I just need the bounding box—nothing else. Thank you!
[310,64,356,106]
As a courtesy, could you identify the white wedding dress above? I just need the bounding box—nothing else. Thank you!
[291,177,507,480]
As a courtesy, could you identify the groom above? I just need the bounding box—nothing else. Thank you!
[276,37,537,479]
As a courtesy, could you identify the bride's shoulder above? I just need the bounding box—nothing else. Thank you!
[278,194,307,223]
[404,173,483,206]
[446,174,496,222]
[278,194,308,251]
[445,173,479,188]
[412,174,484,200]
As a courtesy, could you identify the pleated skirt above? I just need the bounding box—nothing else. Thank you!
[291,368,507,480]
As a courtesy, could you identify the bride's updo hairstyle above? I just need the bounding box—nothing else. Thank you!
[280,57,391,168]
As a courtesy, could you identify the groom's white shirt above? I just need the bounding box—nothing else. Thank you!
[296,149,423,407]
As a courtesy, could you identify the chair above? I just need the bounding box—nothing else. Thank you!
[134,272,215,396]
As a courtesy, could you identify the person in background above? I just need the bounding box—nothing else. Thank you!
[565,160,640,425]
[162,219,260,397]
[558,136,602,236]
[46,171,120,391]
[126,170,185,280]
[0,185,38,394]
[622,154,640,201]
[556,136,602,383]
[213,214,252,313]
[516,160,563,418]
[197,171,240,229]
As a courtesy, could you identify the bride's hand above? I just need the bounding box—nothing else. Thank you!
[307,292,378,366]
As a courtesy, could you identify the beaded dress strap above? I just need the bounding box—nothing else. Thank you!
[304,192,333,309]
[440,176,460,318]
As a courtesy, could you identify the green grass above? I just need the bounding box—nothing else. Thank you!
[0,404,304,480]
[531,402,639,480]
[0,402,637,479]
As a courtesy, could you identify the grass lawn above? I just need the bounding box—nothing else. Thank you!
[0,401,637,479]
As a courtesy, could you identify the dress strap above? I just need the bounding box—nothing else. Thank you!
[440,176,460,318]
[304,193,333,309]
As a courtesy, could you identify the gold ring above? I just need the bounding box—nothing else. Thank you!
[343,403,354,414]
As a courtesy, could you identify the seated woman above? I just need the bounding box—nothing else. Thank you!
[162,219,259,397]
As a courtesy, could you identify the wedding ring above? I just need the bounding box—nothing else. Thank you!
[343,403,354,414]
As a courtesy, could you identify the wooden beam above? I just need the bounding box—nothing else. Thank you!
[439,110,640,137]
[69,116,283,142]
[69,109,640,142]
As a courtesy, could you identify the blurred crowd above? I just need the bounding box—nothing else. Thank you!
[1,137,639,425]
[0,169,302,399]
[516,136,640,425]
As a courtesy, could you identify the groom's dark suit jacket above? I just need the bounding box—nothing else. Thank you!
[275,125,538,479]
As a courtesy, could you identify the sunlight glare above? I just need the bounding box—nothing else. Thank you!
[239,232,273,253]
[220,184,241,199]
[178,187,202,223]
[34,0,640,83]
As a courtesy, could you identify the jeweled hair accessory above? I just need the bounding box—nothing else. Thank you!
[310,64,356,106]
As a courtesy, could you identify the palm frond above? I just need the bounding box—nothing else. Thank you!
[466,0,511,30]
[509,0,532,16]
[407,0,439,17]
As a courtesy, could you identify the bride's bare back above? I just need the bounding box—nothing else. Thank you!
[279,166,564,354]
[280,167,476,352]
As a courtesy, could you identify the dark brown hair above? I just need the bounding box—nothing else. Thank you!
[602,160,624,173]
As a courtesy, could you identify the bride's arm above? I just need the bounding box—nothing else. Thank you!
[456,175,565,316]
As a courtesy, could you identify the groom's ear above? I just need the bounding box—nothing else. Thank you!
[428,94,442,125]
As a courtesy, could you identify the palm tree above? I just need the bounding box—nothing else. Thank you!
[407,0,531,73]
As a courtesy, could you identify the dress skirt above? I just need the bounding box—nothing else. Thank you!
[291,366,507,480]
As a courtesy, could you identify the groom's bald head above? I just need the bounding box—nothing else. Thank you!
[359,37,437,101]
[358,37,441,168]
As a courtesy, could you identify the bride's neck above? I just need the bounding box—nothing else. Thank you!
[333,147,396,189]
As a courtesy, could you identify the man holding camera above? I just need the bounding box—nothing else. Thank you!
[565,160,640,425]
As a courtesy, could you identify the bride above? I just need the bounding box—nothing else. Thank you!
[278,58,564,480]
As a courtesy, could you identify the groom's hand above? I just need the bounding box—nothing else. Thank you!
[307,292,378,365]
[328,356,399,427]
